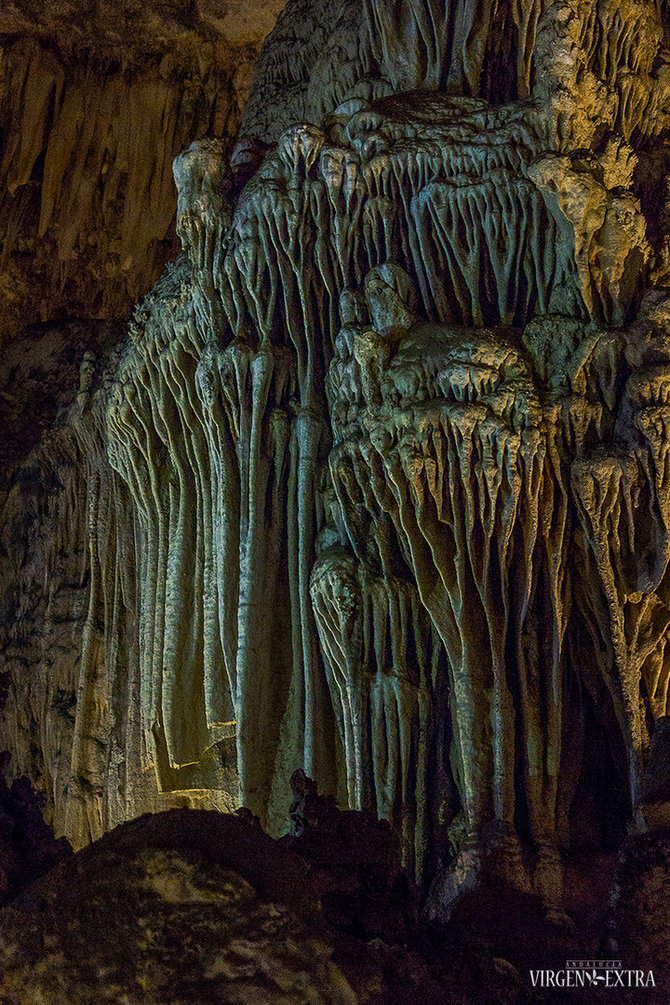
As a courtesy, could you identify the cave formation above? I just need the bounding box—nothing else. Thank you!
[1,0,670,986]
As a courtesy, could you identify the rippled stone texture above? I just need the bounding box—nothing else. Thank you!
[2,0,670,928]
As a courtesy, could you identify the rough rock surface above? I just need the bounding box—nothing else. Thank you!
[0,808,361,1005]
[0,799,662,1005]
[281,769,417,942]
[2,0,670,953]
[0,754,71,904]
[605,830,670,1000]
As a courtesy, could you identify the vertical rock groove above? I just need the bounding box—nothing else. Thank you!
[2,0,670,915]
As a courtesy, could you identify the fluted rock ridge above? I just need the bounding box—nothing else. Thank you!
[2,0,670,921]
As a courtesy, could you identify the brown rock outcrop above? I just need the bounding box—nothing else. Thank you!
[0,0,286,343]
[0,808,361,1005]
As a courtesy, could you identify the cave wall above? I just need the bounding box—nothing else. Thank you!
[0,0,285,844]
[0,0,285,343]
[1,0,670,918]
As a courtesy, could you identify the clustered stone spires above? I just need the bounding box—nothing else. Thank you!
[3,0,670,918]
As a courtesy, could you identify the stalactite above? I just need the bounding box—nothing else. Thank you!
[570,308,670,805]
[4,0,670,916]
[0,34,248,340]
[311,547,440,880]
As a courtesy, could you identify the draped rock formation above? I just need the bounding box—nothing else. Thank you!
[2,0,670,922]
[0,0,285,342]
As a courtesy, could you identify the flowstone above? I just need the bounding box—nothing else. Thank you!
[2,0,670,923]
